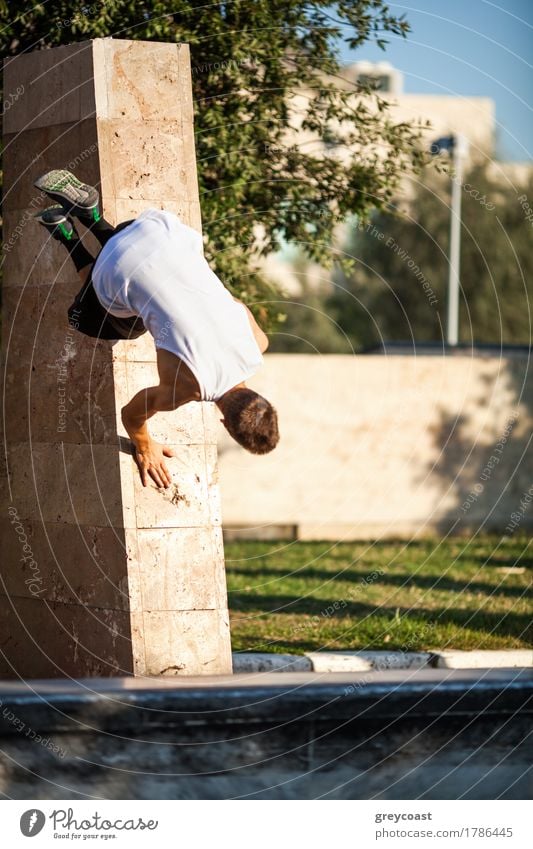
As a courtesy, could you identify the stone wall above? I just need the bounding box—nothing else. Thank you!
[218,353,533,540]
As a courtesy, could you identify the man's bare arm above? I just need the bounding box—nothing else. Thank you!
[121,350,198,488]
[233,297,269,353]
[121,384,176,488]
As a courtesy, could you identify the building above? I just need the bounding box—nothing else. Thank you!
[262,60,497,295]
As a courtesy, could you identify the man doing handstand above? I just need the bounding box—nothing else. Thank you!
[34,169,279,489]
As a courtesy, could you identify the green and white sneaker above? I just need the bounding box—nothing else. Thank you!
[34,204,76,240]
[34,169,100,220]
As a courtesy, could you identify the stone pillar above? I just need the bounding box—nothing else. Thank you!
[1,39,232,678]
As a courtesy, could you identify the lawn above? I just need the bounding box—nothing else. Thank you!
[224,535,532,654]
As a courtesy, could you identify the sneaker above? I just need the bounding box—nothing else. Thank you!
[34,204,75,240]
[34,169,100,219]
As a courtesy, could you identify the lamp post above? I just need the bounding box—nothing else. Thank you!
[430,133,469,347]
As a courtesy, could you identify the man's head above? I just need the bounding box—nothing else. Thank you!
[218,387,279,454]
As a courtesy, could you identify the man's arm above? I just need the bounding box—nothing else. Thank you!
[121,350,198,488]
[233,297,269,353]
[121,384,176,488]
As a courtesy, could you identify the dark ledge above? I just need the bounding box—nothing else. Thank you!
[0,668,531,736]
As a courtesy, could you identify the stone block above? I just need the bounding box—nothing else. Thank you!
[132,444,210,529]
[211,525,229,610]
[2,320,124,447]
[202,402,221,445]
[92,39,187,123]
[111,332,156,364]
[129,609,147,675]
[98,120,191,202]
[1,286,43,364]
[1,282,105,371]
[3,278,122,369]
[136,526,221,611]
[142,608,232,676]
[124,361,206,444]
[0,518,136,611]
[2,210,78,282]
[3,41,95,134]
[2,120,100,214]
[114,198,201,232]
[140,404,207,447]
[205,444,223,526]
[5,442,135,528]
[0,594,134,678]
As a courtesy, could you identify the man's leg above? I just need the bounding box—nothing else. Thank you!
[79,213,118,248]
[34,205,94,282]
[34,169,133,250]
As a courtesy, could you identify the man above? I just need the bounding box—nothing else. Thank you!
[34,169,279,489]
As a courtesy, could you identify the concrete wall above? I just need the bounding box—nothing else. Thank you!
[218,354,533,540]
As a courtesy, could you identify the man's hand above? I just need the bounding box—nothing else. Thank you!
[134,440,175,488]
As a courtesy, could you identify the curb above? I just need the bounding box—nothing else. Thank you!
[231,653,313,673]
[232,649,533,674]
[432,649,533,669]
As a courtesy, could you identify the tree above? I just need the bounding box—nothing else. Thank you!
[328,163,533,348]
[267,248,352,353]
[0,1,425,327]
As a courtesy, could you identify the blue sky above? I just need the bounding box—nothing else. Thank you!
[342,0,532,161]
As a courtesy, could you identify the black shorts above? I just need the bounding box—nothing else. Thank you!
[67,270,147,340]
[67,219,147,341]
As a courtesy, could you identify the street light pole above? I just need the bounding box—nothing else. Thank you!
[447,134,468,346]
[429,133,469,347]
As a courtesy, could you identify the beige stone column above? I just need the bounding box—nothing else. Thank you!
[1,39,232,678]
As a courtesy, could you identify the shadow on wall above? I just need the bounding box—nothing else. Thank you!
[428,356,533,536]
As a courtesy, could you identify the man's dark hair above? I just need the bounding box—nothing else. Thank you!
[222,388,279,454]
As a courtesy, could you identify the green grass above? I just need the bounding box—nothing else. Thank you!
[224,536,532,654]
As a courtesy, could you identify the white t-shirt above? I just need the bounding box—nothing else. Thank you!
[91,209,264,401]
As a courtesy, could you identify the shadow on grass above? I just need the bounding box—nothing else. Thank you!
[226,567,529,599]
[468,554,533,569]
[228,593,532,641]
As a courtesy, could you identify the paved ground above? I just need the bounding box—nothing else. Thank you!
[0,668,531,799]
